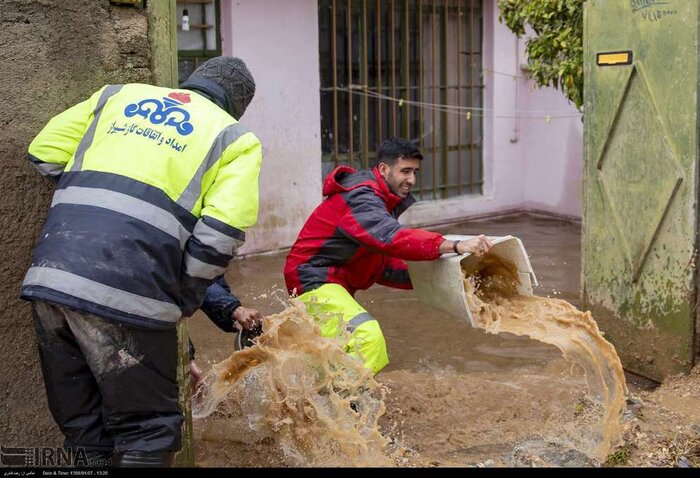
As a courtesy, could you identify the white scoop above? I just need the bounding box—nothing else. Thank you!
[406,235,538,327]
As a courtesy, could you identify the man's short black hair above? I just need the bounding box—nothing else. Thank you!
[376,138,424,166]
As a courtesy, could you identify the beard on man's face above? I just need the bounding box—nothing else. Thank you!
[386,173,411,197]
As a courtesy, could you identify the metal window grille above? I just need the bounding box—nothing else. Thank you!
[318,0,483,200]
[176,0,222,83]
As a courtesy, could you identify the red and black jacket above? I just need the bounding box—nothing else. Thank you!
[284,166,444,296]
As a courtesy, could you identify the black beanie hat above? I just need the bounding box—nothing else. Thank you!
[189,57,256,120]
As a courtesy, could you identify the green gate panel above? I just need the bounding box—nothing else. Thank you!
[583,0,697,381]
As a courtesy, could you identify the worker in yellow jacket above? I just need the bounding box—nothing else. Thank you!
[20,57,261,467]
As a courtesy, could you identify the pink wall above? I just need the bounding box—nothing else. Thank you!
[518,56,583,220]
[220,0,323,254]
[219,0,583,253]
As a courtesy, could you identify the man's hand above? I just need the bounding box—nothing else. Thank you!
[458,235,494,257]
[232,306,262,331]
[189,359,205,394]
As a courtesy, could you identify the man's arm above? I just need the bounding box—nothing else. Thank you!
[200,276,262,331]
[337,188,444,261]
[338,188,494,261]
[179,133,262,315]
[200,276,241,332]
[437,235,494,256]
[376,236,494,290]
[27,88,104,182]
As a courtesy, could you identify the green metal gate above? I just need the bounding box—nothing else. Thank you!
[583,0,698,381]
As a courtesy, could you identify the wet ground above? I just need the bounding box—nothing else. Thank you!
[188,213,699,467]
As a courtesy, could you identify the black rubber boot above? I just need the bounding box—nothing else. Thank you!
[115,451,175,468]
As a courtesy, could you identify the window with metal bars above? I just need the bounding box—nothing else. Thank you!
[318,0,483,200]
[177,0,222,83]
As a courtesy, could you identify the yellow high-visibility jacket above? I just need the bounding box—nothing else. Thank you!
[21,83,262,329]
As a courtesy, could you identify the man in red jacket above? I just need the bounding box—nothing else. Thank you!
[284,138,493,374]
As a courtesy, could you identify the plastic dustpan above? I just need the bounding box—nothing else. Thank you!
[406,235,538,327]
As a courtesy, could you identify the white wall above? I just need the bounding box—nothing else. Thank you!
[220,0,322,254]
[221,0,583,253]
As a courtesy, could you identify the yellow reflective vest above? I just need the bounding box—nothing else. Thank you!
[21,83,262,328]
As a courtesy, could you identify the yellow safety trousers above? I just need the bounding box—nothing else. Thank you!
[298,283,389,374]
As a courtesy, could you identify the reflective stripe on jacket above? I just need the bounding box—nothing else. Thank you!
[284,166,443,296]
[21,84,262,329]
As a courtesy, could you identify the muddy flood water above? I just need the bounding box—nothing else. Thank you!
[187,214,636,467]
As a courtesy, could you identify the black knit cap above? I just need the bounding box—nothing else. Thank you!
[189,57,256,120]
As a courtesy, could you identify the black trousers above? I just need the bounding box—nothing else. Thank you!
[31,301,183,455]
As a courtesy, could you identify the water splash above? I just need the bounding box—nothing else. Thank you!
[193,299,393,467]
[193,254,627,466]
[463,254,628,461]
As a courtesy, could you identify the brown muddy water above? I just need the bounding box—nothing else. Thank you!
[188,214,629,467]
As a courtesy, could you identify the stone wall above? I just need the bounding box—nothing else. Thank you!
[0,0,164,447]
